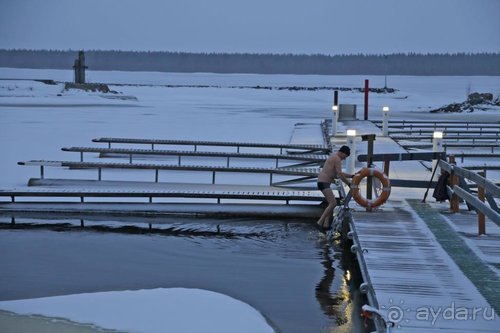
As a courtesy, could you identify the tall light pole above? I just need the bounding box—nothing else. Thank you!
[382,106,390,136]
[331,105,339,136]
[346,129,357,175]
[433,131,444,170]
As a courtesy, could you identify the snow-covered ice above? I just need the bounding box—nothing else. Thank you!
[0,288,275,333]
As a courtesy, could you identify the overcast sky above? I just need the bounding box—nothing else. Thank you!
[0,0,499,55]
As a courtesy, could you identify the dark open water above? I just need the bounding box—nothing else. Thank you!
[0,217,371,333]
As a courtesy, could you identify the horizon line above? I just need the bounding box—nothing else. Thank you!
[1,49,500,57]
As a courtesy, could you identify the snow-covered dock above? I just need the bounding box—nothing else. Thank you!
[325,119,499,332]
[350,201,499,332]
[0,185,326,220]
[0,131,337,220]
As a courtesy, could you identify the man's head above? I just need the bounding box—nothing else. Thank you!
[337,145,350,160]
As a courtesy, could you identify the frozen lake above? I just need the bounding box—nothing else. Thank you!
[1,68,499,188]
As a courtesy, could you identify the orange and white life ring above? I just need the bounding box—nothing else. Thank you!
[351,167,391,209]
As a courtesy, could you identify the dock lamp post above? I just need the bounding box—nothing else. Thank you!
[382,106,390,136]
[331,105,339,136]
[433,131,444,170]
[346,129,357,175]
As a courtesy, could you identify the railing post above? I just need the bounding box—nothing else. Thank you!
[364,79,369,120]
[448,155,459,213]
[362,134,376,205]
[383,160,390,177]
[478,171,486,235]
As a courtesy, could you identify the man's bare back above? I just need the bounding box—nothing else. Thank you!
[317,154,342,183]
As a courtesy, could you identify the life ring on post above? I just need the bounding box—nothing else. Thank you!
[351,167,391,209]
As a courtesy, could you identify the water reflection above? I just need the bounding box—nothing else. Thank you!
[315,243,349,327]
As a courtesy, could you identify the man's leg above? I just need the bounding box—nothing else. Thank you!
[316,188,337,228]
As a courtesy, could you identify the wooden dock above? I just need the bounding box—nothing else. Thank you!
[18,159,323,186]
[349,201,498,332]
[61,146,328,166]
[0,133,334,222]
[326,119,499,332]
[92,137,330,154]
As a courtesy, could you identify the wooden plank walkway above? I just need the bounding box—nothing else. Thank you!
[371,120,500,128]
[0,188,323,203]
[61,146,328,165]
[0,132,332,217]
[436,209,500,272]
[18,160,321,185]
[18,160,320,176]
[388,130,500,135]
[92,137,330,153]
[400,142,499,151]
[325,119,499,331]
[391,134,500,141]
[0,202,323,220]
[349,201,498,332]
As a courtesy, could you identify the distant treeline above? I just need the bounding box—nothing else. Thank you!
[1,49,499,76]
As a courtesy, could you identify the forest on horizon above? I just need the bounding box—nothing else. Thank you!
[0,49,499,76]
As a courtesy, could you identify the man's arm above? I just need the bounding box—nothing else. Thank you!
[339,172,352,186]
[335,159,352,185]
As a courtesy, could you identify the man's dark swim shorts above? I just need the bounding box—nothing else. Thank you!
[317,182,331,191]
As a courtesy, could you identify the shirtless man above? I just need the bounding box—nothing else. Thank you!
[316,145,353,230]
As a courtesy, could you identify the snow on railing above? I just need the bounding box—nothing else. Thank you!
[439,159,500,234]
